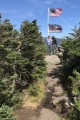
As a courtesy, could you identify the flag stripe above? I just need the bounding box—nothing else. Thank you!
[49,28,62,30]
[49,30,62,33]
[49,24,62,33]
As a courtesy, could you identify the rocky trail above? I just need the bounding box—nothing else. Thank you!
[15,55,69,120]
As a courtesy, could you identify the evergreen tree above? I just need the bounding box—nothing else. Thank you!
[0,15,21,106]
[60,23,80,119]
[0,16,46,106]
[0,15,46,119]
[61,23,80,79]
[19,19,46,83]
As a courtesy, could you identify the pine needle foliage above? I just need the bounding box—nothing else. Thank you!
[0,14,46,119]
[0,14,46,105]
[0,104,17,120]
[19,19,46,83]
[60,23,80,120]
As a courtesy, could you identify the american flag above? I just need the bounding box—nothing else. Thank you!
[49,24,62,33]
[49,8,62,17]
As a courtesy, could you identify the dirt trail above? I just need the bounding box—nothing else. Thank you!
[15,55,68,120]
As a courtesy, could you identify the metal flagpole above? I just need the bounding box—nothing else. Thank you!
[47,7,49,36]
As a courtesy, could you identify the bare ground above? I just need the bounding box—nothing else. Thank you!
[14,55,69,120]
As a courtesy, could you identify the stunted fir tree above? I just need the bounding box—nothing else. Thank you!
[61,23,80,79]
[0,16,46,102]
[0,15,21,107]
[0,14,19,119]
[60,23,80,120]
[19,19,46,83]
[0,14,46,119]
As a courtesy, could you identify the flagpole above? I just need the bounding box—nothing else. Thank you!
[47,7,49,36]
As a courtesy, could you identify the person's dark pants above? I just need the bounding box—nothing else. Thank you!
[52,44,57,54]
[47,44,52,55]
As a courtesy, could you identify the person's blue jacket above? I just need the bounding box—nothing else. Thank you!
[46,37,52,45]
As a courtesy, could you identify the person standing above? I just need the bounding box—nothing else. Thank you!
[52,36,57,54]
[46,35,52,55]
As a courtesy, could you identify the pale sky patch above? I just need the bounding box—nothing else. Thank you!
[57,0,63,2]
[11,14,26,18]
[57,0,77,9]
[43,0,53,5]
[11,11,34,18]
[0,9,17,13]
[64,0,70,5]
[27,12,34,17]
[64,18,80,20]
[28,0,44,7]
[0,9,24,14]
[70,5,77,9]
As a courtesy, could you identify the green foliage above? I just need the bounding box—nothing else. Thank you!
[69,70,80,112]
[67,108,80,120]
[28,84,40,96]
[0,16,46,88]
[0,74,21,107]
[19,19,46,82]
[75,99,80,111]
[61,23,80,79]
[69,70,80,96]
[0,104,17,120]
[0,15,46,119]
[60,23,80,119]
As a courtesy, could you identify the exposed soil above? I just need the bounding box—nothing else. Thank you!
[14,55,69,120]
